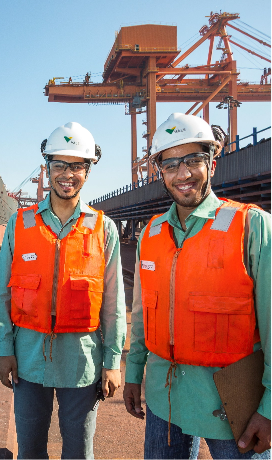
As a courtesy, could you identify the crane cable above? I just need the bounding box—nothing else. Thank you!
[234,20,271,41]
[231,44,265,70]
[179,32,200,49]
[12,166,41,194]
[230,35,271,59]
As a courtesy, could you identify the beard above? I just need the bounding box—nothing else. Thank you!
[162,176,210,208]
[49,177,82,200]
[51,187,81,200]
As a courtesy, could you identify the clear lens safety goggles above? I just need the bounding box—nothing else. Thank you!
[160,153,209,174]
[49,160,91,174]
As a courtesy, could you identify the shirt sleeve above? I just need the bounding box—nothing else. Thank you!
[0,213,17,356]
[247,208,271,420]
[125,228,149,383]
[99,216,127,369]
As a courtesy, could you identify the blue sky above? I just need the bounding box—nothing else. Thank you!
[0,0,270,203]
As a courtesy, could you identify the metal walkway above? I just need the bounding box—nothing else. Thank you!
[90,138,271,238]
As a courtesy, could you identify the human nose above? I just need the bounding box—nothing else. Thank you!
[176,161,192,180]
[62,165,74,176]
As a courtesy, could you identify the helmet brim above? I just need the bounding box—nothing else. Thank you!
[149,137,222,163]
[44,148,97,160]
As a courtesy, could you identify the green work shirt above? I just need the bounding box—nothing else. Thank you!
[125,191,271,439]
[0,194,126,387]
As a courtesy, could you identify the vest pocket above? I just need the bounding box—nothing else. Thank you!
[69,275,104,324]
[8,274,41,317]
[189,294,252,354]
[142,289,158,345]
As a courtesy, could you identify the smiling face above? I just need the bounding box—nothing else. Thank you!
[48,154,87,200]
[160,142,216,221]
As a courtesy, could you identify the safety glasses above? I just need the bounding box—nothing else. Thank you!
[160,153,209,174]
[49,160,90,174]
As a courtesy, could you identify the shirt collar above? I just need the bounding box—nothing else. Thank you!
[36,193,92,219]
[186,191,222,220]
[151,191,222,228]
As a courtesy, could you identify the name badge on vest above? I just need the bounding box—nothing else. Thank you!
[22,253,38,262]
[141,260,155,271]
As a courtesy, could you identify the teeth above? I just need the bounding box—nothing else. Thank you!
[177,184,193,191]
[59,182,73,187]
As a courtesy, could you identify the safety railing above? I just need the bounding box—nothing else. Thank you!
[91,171,161,205]
[221,126,271,157]
[116,45,179,52]
[90,126,271,205]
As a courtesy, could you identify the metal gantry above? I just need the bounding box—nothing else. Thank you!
[44,12,271,184]
[12,165,50,208]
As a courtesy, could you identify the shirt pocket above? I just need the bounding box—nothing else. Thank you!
[142,289,158,345]
[70,275,104,324]
[189,294,252,354]
[8,274,41,317]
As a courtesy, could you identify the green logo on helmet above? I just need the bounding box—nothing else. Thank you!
[64,136,73,143]
[165,126,176,134]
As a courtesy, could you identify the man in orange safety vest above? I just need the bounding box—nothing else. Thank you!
[124,113,271,459]
[0,122,126,459]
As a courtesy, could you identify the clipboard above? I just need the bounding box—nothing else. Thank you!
[213,349,265,454]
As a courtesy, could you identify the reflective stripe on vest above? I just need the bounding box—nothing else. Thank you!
[23,209,36,229]
[140,199,260,367]
[9,204,105,334]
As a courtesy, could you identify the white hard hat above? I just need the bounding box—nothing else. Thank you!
[149,113,222,164]
[43,122,96,160]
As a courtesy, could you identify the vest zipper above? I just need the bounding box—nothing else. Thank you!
[169,249,181,359]
[51,238,61,318]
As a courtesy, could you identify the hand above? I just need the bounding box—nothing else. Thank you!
[123,382,145,419]
[238,412,271,453]
[102,368,121,398]
[0,356,18,389]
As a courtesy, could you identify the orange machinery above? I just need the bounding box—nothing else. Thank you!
[14,165,51,207]
[44,13,271,184]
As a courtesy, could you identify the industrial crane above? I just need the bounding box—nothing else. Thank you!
[43,12,270,184]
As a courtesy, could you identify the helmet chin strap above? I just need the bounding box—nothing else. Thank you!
[203,144,215,199]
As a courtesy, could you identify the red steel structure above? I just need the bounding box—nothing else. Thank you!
[14,165,51,207]
[44,12,271,184]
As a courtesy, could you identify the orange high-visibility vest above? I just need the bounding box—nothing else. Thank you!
[8,203,105,334]
[140,199,260,367]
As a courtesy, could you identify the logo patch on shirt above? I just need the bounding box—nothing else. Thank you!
[141,260,155,271]
[22,253,37,262]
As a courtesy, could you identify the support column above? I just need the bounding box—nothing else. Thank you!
[207,36,214,67]
[203,103,209,123]
[131,219,136,241]
[203,35,213,126]
[123,220,131,239]
[116,220,122,239]
[146,56,157,181]
[228,60,238,151]
[131,111,138,184]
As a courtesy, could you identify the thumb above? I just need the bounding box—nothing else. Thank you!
[11,360,18,384]
[102,378,109,397]
[238,423,255,449]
